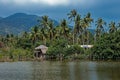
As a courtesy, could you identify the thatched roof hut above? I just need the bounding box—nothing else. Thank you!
[35,45,48,54]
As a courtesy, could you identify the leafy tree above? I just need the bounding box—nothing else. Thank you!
[91,30,120,60]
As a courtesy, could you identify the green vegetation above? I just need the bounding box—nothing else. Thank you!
[0,9,120,61]
[91,29,120,60]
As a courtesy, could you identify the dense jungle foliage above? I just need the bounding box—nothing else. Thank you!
[0,9,120,61]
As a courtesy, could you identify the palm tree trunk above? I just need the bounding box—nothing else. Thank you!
[73,33,75,45]
[87,31,89,45]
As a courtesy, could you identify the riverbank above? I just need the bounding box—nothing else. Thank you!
[0,55,119,62]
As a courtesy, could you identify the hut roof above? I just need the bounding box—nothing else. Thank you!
[35,45,48,54]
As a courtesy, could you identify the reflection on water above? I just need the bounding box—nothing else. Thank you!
[0,61,120,80]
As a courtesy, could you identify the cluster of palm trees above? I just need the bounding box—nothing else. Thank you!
[28,9,94,46]
[0,9,120,49]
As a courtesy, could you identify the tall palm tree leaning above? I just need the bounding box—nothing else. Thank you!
[67,9,77,45]
[95,18,106,41]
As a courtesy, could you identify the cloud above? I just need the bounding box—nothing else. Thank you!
[0,0,97,6]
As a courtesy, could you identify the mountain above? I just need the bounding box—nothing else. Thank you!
[0,17,2,20]
[0,13,59,35]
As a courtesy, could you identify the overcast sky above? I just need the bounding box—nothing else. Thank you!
[0,0,120,23]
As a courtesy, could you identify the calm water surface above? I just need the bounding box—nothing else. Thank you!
[0,61,120,80]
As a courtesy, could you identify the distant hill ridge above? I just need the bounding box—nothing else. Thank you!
[0,17,3,20]
[0,13,58,35]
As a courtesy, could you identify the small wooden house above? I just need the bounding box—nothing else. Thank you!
[34,45,48,60]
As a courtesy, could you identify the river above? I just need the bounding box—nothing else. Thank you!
[0,61,120,80]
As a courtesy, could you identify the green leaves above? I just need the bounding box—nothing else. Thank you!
[92,30,120,60]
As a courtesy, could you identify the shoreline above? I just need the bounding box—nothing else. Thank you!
[0,58,119,62]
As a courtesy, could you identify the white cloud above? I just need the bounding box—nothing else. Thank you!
[0,0,97,6]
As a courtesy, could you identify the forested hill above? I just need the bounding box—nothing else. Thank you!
[0,17,2,20]
[0,13,58,35]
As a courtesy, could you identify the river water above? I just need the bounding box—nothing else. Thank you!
[0,61,120,80]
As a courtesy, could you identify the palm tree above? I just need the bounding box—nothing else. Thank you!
[94,29,101,43]
[48,21,54,40]
[81,13,93,45]
[60,19,70,39]
[40,15,49,29]
[38,15,50,45]
[30,26,39,45]
[85,13,93,45]
[109,21,117,33]
[22,31,28,39]
[95,18,106,40]
[74,14,83,44]
[67,9,77,45]
[40,28,47,45]
[54,25,64,40]
[95,18,106,33]
[67,9,77,22]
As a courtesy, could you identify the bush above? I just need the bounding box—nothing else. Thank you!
[64,45,84,57]
[91,30,120,60]
[47,39,67,56]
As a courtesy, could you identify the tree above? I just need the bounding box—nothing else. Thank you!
[30,26,40,45]
[109,21,117,33]
[91,30,120,60]
[74,14,83,44]
[68,9,77,44]
[40,15,49,29]
[95,18,106,41]
[38,15,50,45]
[60,19,70,39]
[81,13,93,45]
[48,21,54,40]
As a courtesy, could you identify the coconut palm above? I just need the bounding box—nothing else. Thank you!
[95,18,106,40]
[67,9,77,22]
[74,14,83,44]
[30,26,40,45]
[39,15,49,29]
[54,26,61,39]
[95,18,106,34]
[67,9,77,44]
[85,13,93,45]
[22,31,28,39]
[48,21,54,40]
[60,19,70,39]
[38,15,51,44]
[81,13,93,45]
[109,21,117,33]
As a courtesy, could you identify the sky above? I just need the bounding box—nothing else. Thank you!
[0,0,120,27]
